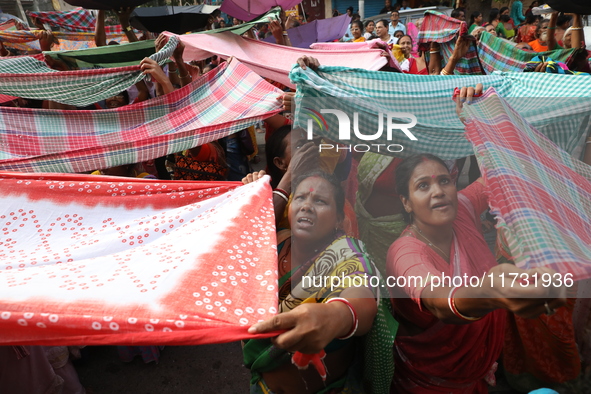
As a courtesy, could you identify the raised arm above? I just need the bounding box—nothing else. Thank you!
[547,12,558,50]
[173,40,192,87]
[94,9,106,47]
[428,42,442,75]
[272,142,320,224]
[116,7,138,43]
[269,18,288,46]
[35,30,55,52]
[440,35,473,75]
[569,14,585,49]
[140,57,174,95]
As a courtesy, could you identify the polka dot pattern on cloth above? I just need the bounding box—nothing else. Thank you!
[0,173,279,346]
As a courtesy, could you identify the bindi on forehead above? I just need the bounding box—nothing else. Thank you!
[309,188,314,192]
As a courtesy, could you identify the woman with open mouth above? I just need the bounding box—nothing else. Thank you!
[243,171,395,394]
[386,86,568,393]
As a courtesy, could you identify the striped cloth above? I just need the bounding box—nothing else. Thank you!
[418,10,483,75]
[0,58,282,173]
[199,7,281,36]
[27,8,125,34]
[0,36,175,106]
[310,41,402,71]
[0,60,281,173]
[176,31,388,88]
[44,39,156,69]
[0,19,18,31]
[0,173,279,346]
[0,30,131,53]
[290,65,591,160]
[478,31,579,74]
[463,89,591,280]
[524,55,589,75]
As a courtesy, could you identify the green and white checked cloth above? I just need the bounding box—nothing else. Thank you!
[198,7,281,36]
[290,65,591,160]
[44,40,157,69]
[478,31,579,74]
[0,36,177,107]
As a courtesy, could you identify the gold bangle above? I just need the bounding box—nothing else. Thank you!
[440,69,450,76]
[179,73,191,79]
[571,27,583,30]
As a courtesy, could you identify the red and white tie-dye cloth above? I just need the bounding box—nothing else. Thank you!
[0,173,279,345]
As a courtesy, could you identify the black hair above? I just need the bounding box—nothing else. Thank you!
[451,9,464,19]
[351,20,364,31]
[364,19,375,28]
[394,154,450,223]
[347,6,354,13]
[499,7,509,15]
[500,14,511,23]
[398,34,412,44]
[557,14,572,29]
[377,19,389,29]
[352,13,361,21]
[489,8,500,23]
[524,12,537,25]
[265,125,292,188]
[292,170,345,218]
[469,11,481,26]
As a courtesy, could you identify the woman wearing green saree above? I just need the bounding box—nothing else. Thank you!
[244,171,397,394]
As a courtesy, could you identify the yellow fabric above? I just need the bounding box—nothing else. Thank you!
[390,44,406,63]
[246,125,259,160]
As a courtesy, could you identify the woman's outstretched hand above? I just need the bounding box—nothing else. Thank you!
[242,170,266,185]
[455,83,483,121]
[247,302,351,354]
[297,56,320,71]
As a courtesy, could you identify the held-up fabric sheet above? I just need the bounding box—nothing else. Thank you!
[44,40,157,69]
[0,59,282,173]
[417,10,483,75]
[478,31,579,74]
[263,14,351,49]
[463,89,591,280]
[0,174,279,346]
[27,7,126,33]
[0,30,133,53]
[290,65,591,160]
[0,36,175,106]
[309,40,401,71]
[175,31,388,88]
[220,0,298,22]
[198,7,281,36]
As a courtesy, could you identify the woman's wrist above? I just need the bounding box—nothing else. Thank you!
[276,173,292,194]
[325,299,357,339]
[454,285,500,313]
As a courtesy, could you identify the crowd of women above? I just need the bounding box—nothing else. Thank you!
[1,1,591,393]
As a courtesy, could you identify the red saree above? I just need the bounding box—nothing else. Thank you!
[387,182,506,393]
